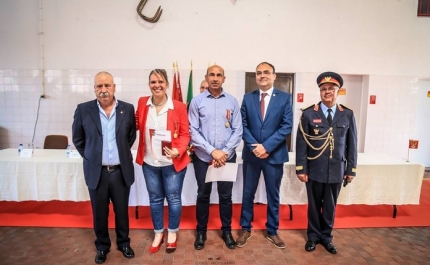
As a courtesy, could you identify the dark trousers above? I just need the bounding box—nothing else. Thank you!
[192,153,236,233]
[305,179,342,244]
[240,159,283,235]
[88,167,131,251]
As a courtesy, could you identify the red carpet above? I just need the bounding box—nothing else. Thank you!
[1,180,429,229]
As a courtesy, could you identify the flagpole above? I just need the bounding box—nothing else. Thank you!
[407,148,410,162]
[176,61,179,83]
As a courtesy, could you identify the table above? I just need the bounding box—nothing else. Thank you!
[0,149,425,211]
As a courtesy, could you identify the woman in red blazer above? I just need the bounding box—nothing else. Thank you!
[135,69,190,254]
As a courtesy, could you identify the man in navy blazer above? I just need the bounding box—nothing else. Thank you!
[296,72,357,254]
[72,72,136,264]
[237,62,293,249]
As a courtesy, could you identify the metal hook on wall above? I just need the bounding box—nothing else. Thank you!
[137,0,162,23]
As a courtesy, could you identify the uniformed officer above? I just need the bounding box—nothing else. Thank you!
[295,71,358,254]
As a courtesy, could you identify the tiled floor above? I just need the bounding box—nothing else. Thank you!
[1,171,429,265]
[0,227,430,265]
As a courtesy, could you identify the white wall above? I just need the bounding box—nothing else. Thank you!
[1,0,429,76]
[363,75,420,159]
[410,80,430,166]
[0,0,429,164]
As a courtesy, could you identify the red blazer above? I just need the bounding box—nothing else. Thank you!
[135,96,190,172]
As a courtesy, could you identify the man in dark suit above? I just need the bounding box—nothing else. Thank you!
[72,72,136,264]
[237,62,293,249]
[296,71,357,254]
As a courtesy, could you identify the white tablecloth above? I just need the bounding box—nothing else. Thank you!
[0,149,424,206]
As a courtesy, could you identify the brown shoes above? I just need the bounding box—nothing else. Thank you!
[236,230,251,248]
[265,234,286,249]
[237,230,285,249]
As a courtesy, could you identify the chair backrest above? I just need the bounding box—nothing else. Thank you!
[43,135,68,149]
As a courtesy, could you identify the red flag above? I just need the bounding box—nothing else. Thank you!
[172,71,178,100]
[172,68,183,102]
[409,139,419,149]
[176,72,183,102]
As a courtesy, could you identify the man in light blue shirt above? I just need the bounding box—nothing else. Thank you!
[72,72,136,264]
[188,64,243,250]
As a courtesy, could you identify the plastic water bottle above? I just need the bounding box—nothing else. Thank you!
[18,143,24,156]
[66,144,71,158]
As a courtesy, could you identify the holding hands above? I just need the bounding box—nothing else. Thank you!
[163,147,179,159]
[211,149,228,168]
[252,143,269,159]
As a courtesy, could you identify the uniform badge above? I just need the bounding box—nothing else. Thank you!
[313,119,322,123]
[314,128,319,135]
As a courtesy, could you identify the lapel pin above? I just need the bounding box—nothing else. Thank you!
[120,111,123,114]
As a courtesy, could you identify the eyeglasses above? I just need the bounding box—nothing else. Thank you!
[256,70,273,76]
[320,87,337,92]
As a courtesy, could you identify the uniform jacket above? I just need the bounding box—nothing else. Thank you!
[135,96,190,172]
[295,102,358,183]
[72,99,137,190]
[241,88,293,164]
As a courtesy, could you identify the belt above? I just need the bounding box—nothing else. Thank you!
[102,165,121,171]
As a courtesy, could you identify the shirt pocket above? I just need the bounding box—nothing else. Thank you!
[337,123,349,137]
[309,121,325,135]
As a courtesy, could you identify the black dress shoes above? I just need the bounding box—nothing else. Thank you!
[194,233,207,250]
[95,250,109,264]
[322,242,337,254]
[305,240,317,252]
[118,246,135,259]
[222,232,237,249]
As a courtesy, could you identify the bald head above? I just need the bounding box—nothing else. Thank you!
[94,71,114,84]
[205,65,225,93]
[206,65,225,76]
[200,80,208,93]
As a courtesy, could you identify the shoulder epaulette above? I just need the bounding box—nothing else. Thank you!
[300,104,315,112]
[339,104,353,111]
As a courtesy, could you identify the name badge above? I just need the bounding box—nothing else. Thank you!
[313,119,322,123]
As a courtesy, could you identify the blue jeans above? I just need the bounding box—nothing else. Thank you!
[142,163,186,233]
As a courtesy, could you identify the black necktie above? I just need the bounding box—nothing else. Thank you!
[327,109,333,125]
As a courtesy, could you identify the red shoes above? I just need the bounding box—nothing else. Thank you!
[149,233,164,254]
[166,239,177,253]
[149,233,177,253]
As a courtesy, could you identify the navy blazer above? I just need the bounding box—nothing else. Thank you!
[241,88,293,164]
[295,102,357,183]
[72,99,137,190]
